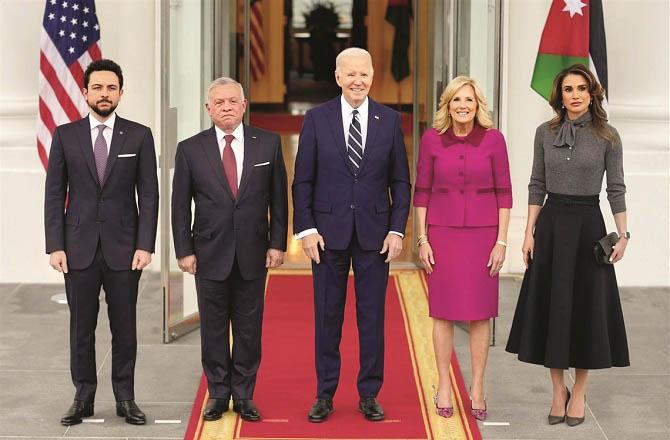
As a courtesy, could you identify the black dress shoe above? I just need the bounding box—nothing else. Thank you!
[308,398,333,423]
[60,400,94,426]
[233,399,261,421]
[359,397,385,421]
[116,400,146,425]
[203,398,230,421]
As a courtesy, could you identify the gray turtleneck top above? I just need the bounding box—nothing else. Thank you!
[528,112,626,213]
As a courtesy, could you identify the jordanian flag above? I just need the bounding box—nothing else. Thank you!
[531,0,608,101]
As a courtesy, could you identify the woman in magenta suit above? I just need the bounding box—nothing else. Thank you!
[413,76,512,421]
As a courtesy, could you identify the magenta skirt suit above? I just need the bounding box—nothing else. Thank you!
[413,125,513,321]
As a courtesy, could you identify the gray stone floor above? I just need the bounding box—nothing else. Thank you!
[0,274,668,440]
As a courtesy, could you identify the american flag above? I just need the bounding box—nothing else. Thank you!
[250,0,265,81]
[38,0,102,169]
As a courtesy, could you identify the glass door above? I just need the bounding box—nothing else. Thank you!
[159,0,248,342]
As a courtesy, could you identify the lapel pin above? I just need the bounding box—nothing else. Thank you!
[119,131,124,135]
[374,115,380,120]
[251,136,257,139]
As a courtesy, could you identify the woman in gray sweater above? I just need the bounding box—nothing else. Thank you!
[506,64,630,427]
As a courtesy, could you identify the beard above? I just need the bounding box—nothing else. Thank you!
[89,100,118,117]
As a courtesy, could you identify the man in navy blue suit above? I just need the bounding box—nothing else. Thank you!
[292,48,411,422]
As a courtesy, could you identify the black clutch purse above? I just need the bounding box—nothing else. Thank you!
[593,232,619,264]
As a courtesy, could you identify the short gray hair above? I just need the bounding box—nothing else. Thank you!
[207,77,245,100]
[335,47,373,72]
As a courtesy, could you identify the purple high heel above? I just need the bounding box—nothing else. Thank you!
[432,385,453,418]
[469,388,487,421]
[470,401,487,421]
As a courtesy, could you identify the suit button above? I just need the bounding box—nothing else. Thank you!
[460,189,464,194]
[459,155,464,160]
[354,179,358,183]
[458,172,463,176]
[350,204,356,210]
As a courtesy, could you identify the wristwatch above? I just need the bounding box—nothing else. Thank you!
[618,231,631,240]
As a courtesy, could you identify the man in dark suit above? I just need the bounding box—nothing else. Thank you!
[172,77,288,422]
[45,59,158,426]
[293,48,411,422]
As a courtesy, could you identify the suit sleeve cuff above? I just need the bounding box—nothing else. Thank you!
[389,231,404,239]
[295,228,318,239]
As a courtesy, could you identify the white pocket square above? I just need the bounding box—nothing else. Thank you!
[118,153,136,158]
[254,161,270,167]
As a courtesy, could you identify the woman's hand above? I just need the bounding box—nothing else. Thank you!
[610,238,628,263]
[487,243,507,277]
[522,232,534,269]
[419,242,435,274]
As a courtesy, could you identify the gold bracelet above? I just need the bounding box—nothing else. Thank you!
[417,240,429,247]
[416,235,428,247]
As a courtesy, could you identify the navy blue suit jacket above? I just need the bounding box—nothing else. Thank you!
[292,97,411,251]
[44,116,159,270]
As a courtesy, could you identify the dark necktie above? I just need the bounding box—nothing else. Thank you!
[222,134,238,198]
[347,109,363,171]
[94,124,108,184]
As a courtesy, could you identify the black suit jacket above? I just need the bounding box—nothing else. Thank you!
[171,124,288,281]
[44,115,159,270]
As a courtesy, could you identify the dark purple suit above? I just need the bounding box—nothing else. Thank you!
[292,97,410,398]
[44,115,158,402]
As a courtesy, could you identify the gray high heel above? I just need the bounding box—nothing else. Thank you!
[548,387,570,425]
[565,394,586,427]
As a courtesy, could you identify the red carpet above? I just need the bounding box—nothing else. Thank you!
[184,272,482,440]
[240,274,426,438]
[250,112,413,135]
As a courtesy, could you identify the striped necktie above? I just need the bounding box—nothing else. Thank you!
[347,109,363,171]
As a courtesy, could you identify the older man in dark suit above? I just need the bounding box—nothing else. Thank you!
[293,48,411,422]
[172,77,288,422]
[45,59,158,426]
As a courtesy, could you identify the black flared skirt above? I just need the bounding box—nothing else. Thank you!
[505,193,630,369]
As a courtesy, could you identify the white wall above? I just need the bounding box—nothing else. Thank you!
[0,0,157,283]
[501,0,670,286]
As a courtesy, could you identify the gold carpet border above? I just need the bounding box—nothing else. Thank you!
[396,271,472,440]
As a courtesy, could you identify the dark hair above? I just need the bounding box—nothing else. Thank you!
[83,59,124,89]
[548,63,615,143]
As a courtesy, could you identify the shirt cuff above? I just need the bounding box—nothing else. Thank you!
[295,228,318,239]
[389,231,404,239]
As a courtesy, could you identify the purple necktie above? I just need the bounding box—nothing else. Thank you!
[222,134,238,198]
[94,124,108,184]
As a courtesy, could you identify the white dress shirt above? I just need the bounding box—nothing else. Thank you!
[296,96,403,240]
[215,123,245,187]
[88,112,116,153]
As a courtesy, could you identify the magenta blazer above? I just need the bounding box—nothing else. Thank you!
[413,125,512,226]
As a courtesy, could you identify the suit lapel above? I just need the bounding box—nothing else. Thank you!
[75,117,100,187]
[327,99,355,175]
[359,99,381,174]
[102,117,128,186]
[199,126,235,201]
[236,124,259,202]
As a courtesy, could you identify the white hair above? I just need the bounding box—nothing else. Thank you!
[335,47,373,73]
[207,77,245,100]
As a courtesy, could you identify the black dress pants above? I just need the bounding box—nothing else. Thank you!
[63,244,141,402]
[195,258,266,400]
